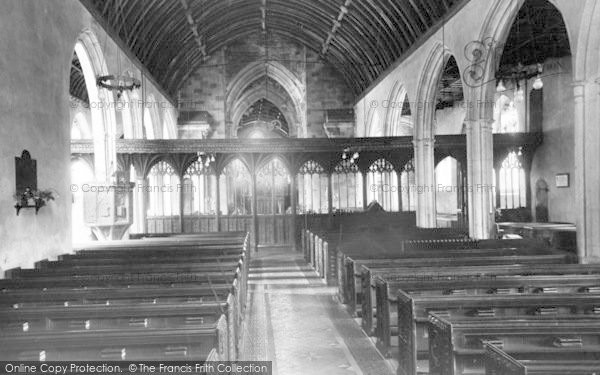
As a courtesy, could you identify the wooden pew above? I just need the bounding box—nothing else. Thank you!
[0,299,238,360]
[1,233,249,360]
[5,258,245,311]
[373,273,600,357]
[338,237,569,307]
[132,231,247,240]
[360,262,600,335]
[51,253,242,266]
[336,236,556,300]
[0,284,239,359]
[10,261,241,278]
[394,291,600,375]
[0,301,227,331]
[0,284,233,307]
[0,316,229,360]
[305,228,469,285]
[484,343,600,375]
[428,314,600,375]
[7,234,249,317]
[344,250,573,317]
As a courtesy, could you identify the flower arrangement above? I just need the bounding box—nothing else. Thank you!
[14,188,56,214]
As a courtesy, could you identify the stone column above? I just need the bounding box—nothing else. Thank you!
[327,173,333,214]
[396,170,403,211]
[179,172,185,233]
[133,173,148,234]
[465,118,495,239]
[573,80,600,263]
[290,174,297,251]
[215,173,221,232]
[252,172,259,251]
[414,137,437,228]
[362,172,368,210]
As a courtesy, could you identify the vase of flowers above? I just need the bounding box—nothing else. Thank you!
[14,188,56,215]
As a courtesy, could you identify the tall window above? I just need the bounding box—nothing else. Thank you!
[256,158,291,214]
[400,159,416,212]
[297,160,328,214]
[147,161,180,217]
[219,159,252,215]
[183,160,217,215]
[498,151,527,209]
[332,159,363,212]
[435,156,459,215]
[367,158,399,211]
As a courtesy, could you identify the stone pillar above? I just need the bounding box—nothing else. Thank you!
[290,174,297,251]
[327,173,333,214]
[252,173,259,251]
[573,80,600,263]
[362,172,368,210]
[215,173,221,232]
[465,118,495,239]
[133,174,148,234]
[96,89,118,183]
[396,170,403,211]
[179,172,185,233]
[414,138,437,227]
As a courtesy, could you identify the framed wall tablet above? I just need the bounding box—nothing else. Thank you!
[555,173,569,188]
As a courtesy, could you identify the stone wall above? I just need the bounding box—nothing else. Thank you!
[0,0,175,275]
[530,56,575,223]
[179,34,355,138]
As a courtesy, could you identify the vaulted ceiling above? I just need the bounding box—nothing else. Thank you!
[80,0,465,98]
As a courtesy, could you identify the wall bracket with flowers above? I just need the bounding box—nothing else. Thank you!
[14,188,56,215]
[13,150,57,215]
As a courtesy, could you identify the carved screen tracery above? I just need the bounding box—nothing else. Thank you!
[219,159,252,215]
[183,160,217,215]
[332,159,363,212]
[367,158,399,211]
[147,161,180,217]
[297,160,328,214]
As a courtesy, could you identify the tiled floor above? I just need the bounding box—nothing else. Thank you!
[240,247,394,375]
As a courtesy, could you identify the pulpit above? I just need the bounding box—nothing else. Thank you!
[83,183,134,240]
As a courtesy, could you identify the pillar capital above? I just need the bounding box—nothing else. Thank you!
[572,80,588,98]
[413,137,436,147]
[465,118,494,133]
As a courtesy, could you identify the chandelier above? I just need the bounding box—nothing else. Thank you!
[96,74,141,99]
[96,1,141,99]
[496,62,544,98]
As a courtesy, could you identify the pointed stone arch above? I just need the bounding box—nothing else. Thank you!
[414,42,453,140]
[412,42,453,228]
[384,81,413,136]
[73,28,117,182]
[365,105,383,137]
[225,61,306,138]
[231,85,298,137]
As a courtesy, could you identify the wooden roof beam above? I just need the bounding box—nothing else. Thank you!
[180,0,207,58]
[320,0,351,57]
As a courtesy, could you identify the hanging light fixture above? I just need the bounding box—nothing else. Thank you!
[96,2,141,99]
[196,152,215,167]
[532,63,544,90]
[342,147,349,160]
[496,79,506,92]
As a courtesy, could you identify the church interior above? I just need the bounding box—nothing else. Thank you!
[1,0,600,373]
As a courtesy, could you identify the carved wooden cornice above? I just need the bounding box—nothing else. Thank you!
[71,133,541,156]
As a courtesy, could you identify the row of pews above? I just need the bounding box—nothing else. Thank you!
[0,231,249,362]
[303,228,600,375]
